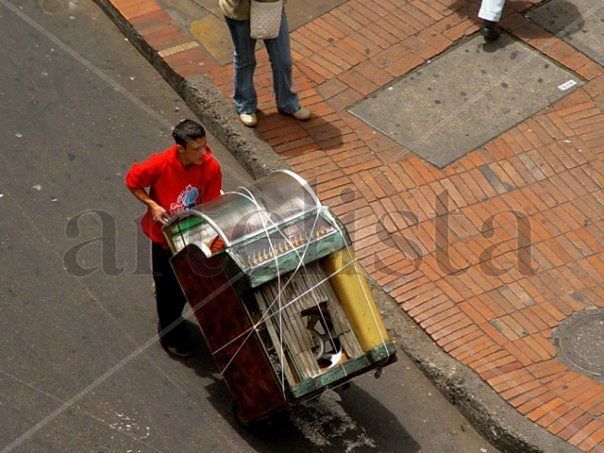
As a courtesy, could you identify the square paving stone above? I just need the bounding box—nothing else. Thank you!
[528,0,604,66]
[349,34,584,168]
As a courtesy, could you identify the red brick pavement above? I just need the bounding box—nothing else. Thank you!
[104,0,604,449]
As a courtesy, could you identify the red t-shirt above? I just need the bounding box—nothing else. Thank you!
[125,144,222,247]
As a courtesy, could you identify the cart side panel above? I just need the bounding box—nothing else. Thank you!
[171,245,287,423]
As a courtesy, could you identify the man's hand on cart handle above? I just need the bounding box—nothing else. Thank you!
[151,204,170,224]
[127,188,170,224]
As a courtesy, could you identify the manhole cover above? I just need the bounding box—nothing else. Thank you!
[553,309,604,381]
[349,34,583,167]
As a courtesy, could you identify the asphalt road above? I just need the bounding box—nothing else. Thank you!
[0,0,495,451]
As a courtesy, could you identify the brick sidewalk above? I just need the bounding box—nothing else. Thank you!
[103,0,603,449]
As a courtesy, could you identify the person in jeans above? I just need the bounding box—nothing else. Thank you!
[126,119,222,357]
[219,0,310,127]
[479,0,505,41]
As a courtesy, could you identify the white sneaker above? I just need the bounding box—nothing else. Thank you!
[292,107,311,121]
[239,113,257,127]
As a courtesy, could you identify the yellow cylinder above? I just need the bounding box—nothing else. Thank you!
[321,248,390,352]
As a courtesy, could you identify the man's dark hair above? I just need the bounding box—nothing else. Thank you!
[172,119,206,146]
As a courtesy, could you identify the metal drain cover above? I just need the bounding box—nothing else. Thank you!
[349,34,583,167]
[553,309,604,381]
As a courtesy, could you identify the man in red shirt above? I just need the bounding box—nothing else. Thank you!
[126,119,222,357]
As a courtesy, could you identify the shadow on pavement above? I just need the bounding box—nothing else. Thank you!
[303,115,346,151]
[257,111,346,153]
[450,0,584,49]
[339,382,421,452]
[176,321,419,451]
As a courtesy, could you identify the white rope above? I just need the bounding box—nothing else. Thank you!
[214,259,356,363]
[215,189,324,379]
[223,187,348,381]
[239,187,287,394]
[242,184,349,376]
[209,183,389,383]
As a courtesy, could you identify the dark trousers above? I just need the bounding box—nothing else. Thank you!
[152,243,187,343]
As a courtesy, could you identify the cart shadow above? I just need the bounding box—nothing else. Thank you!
[337,382,421,451]
[181,322,419,452]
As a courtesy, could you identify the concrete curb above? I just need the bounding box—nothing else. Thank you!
[94,2,578,451]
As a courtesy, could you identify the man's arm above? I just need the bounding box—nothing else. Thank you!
[205,156,223,201]
[128,188,170,223]
[125,153,168,223]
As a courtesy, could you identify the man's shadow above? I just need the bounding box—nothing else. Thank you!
[450,0,584,53]
[176,320,420,452]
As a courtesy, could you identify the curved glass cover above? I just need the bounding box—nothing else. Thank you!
[243,170,319,222]
[186,171,321,246]
[192,192,268,245]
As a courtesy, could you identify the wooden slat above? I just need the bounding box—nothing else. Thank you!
[254,291,297,385]
[257,260,365,381]
[302,263,364,358]
[262,279,321,378]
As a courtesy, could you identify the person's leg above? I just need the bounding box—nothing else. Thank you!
[152,243,188,349]
[478,0,505,41]
[225,16,257,115]
[264,11,300,115]
[478,0,505,22]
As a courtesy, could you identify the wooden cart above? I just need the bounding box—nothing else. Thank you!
[164,170,397,426]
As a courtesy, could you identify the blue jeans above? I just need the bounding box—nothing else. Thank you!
[225,11,300,115]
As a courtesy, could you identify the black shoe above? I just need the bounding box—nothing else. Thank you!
[164,342,193,358]
[158,321,193,358]
[480,20,501,41]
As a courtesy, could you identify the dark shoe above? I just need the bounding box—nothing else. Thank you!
[158,321,193,358]
[480,20,501,41]
[164,342,193,358]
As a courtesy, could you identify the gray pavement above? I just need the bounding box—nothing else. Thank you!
[528,0,604,66]
[350,34,583,168]
[0,0,495,451]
